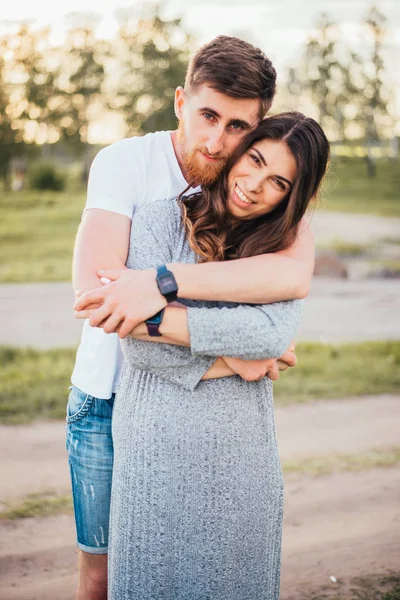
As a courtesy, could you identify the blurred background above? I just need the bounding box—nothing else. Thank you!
[0,1,399,599]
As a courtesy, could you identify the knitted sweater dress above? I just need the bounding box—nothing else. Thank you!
[108,198,303,600]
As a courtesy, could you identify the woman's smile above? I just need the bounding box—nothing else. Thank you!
[227,139,297,220]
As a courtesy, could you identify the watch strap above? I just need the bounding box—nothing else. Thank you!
[145,308,165,337]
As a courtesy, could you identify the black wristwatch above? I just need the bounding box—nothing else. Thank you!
[156,265,178,303]
[145,309,165,337]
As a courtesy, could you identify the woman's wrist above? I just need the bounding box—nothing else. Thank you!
[159,306,190,346]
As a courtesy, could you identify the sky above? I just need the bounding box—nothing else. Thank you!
[1,0,399,141]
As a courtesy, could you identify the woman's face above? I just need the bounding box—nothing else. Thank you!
[227,139,297,220]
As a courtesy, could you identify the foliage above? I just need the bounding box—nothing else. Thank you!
[112,5,194,135]
[28,162,66,191]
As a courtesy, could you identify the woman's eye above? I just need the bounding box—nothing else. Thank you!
[274,179,286,191]
[249,153,260,165]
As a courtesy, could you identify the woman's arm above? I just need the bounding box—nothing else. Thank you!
[131,300,302,362]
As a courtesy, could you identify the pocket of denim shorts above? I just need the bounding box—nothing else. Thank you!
[67,386,95,423]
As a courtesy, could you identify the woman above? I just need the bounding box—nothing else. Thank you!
[108,112,330,599]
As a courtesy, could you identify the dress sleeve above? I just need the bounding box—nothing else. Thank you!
[121,201,216,392]
[186,300,303,360]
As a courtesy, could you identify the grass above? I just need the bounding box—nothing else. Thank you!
[0,157,399,283]
[0,341,399,424]
[0,190,84,283]
[321,157,400,217]
[282,447,400,477]
[0,346,76,423]
[319,240,368,256]
[273,340,400,406]
[368,259,400,276]
[0,492,72,520]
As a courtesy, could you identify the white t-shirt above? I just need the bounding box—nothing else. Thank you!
[71,130,193,398]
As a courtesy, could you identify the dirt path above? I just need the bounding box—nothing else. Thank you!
[1,277,400,348]
[1,467,398,600]
[0,394,399,598]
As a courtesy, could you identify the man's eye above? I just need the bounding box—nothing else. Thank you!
[230,123,244,131]
[203,112,215,121]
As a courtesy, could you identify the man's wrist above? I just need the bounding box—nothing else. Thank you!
[156,265,179,303]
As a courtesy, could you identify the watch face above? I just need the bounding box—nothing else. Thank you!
[160,275,177,293]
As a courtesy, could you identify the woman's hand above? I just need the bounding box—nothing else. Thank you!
[223,343,297,382]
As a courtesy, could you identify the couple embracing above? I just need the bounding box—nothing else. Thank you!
[68,35,329,600]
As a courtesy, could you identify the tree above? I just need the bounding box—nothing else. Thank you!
[303,13,342,134]
[361,5,390,176]
[8,25,64,145]
[59,20,107,160]
[0,25,56,186]
[113,5,194,135]
[0,39,20,187]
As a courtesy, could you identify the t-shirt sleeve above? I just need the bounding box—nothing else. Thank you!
[85,138,142,219]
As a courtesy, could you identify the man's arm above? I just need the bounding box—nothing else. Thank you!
[72,209,131,294]
[169,218,314,303]
[75,218,313,336]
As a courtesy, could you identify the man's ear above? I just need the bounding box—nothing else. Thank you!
[174,86,186,120]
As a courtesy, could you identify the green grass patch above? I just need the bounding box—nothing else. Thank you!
[0,346,76,424]
[319,240,367,256]
[0,341,399,425]
[282,447,400,477]
[321,157,400,217]
[0,190,84,283]
[368,260,400,276]
[274,340,400,405]
[0,492,72,520]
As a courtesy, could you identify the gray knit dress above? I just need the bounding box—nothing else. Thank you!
[108,198,302,600]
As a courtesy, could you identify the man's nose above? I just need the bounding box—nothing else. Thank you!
[205,129,225,156]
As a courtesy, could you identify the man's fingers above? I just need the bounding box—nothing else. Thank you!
[74,286,110,311]
[88,301,114,328]
[101,312,125,334]
[75,309,94,320]
[118,318,138,339]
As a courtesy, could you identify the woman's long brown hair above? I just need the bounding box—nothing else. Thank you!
[180,112,330,262]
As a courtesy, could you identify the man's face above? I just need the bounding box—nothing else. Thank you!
[175,84,261,185]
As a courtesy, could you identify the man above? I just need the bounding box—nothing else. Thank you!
[69,35,313,600]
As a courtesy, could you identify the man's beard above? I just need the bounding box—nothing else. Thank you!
[178,121,228,186]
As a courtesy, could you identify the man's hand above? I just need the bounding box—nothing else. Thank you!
[223,343,297,382]
[74,268,166,338]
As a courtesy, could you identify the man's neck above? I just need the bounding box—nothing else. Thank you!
[170,130,194,185]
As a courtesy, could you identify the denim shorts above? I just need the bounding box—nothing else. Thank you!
[66,385,115,554]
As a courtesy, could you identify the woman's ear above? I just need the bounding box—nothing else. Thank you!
[174,86,185,120]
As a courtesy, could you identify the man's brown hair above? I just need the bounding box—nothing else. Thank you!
[184,35,277,118]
